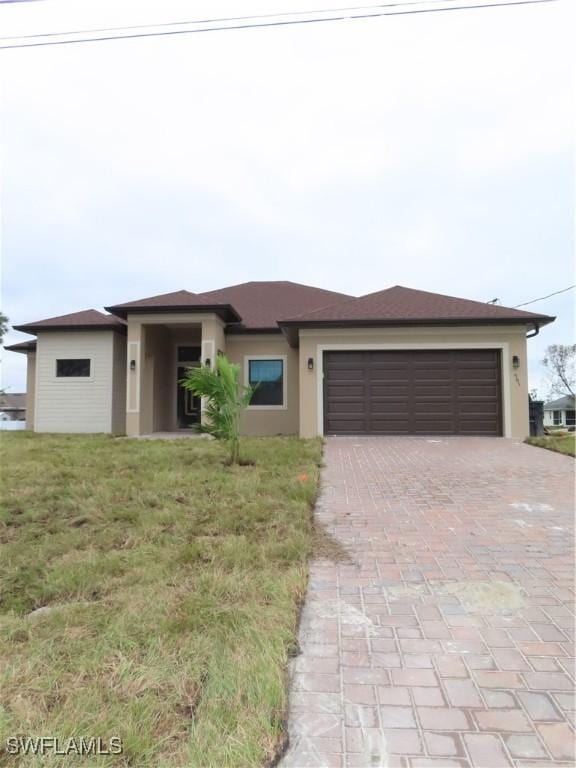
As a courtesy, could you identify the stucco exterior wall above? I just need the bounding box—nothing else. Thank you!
[34,331,120,433]
[125,314,218,436]
[26,351,36,430]
[297,325,530,439]
[111,333,127,435]
[225,334,299,436]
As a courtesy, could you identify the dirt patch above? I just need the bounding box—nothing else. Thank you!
[313,523,353,563]
[437,581,525,614]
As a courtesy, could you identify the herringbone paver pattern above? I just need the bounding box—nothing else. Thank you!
[281,437,575,768]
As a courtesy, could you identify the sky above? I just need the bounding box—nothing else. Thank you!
[0,0,574,397]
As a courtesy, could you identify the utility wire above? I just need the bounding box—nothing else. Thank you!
[514,285,576,308]
[0,0,558,50]
[0,0,491,41]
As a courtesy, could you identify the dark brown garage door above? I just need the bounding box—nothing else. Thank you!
[324,350,502,436]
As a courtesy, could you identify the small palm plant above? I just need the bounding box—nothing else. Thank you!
[180,354,255,465]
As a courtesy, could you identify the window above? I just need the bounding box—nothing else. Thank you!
[177,346,201,362]
[56,359,91,377]
[566,410,575,426]
[247,358,285,407]
[553,410,562,426]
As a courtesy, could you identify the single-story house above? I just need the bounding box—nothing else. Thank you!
[0,392,26,421]
[543,395,575,429]
[5,282,554,438]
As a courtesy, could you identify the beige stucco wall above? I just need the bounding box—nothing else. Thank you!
[25,351,36,430]
[111,333,127,435]
[34,331,121,433]
[125,313,222,436]
[298,325,531,439]
[225,334,299,436]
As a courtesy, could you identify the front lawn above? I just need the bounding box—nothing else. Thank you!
[525,434,576,457]
[0,433,321,767]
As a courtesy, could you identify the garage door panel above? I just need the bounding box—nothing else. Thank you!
[458,384,499,398]
[457,368,498,381]
[370,369,411,382]
[327,400,366,414]
[326,383,365,397]
[371,385,412,397]
[327,419,368,433]
[413,402,456,415]
[459,401,499,415]
[324,350,502,436]
[370,400,410,417]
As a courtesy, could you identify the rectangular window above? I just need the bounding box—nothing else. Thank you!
[56,359,91,377]
[565,410,575,426]
[248,359,284,407]
[177,346,201,362]
[553,410,562,425]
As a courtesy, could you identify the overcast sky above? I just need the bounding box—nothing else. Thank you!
[0,0,573,396]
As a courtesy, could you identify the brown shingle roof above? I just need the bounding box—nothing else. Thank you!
[105,290,241,322]
[13,309,126,334]
[4,339,37,353]
[200,281,353,330]
[280,285,555,325]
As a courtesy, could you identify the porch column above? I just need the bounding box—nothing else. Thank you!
[126,320,147,437]
[199,317,226,427]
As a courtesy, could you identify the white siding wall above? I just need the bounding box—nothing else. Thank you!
[35,331,118,433]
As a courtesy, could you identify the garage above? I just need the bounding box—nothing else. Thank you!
[323,349,502,436]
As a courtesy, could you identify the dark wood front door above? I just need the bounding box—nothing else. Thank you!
[323,350,502,436]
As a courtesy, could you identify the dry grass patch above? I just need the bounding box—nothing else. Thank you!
[0,433,321,767]
[525,434,576,457]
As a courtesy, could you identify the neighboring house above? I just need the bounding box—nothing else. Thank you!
[0,392,26,421]
[5,282,554,438]
[543,395,576,429]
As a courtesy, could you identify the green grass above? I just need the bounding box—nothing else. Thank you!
[525,434,576,457]
[0,433,322,767]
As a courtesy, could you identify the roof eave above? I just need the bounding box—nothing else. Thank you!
[12,323,127,335]
[4,342,37,353]
[224,325,281,335]
[279,316,555,328]
[278,316,556,347]
[104,303,241,323]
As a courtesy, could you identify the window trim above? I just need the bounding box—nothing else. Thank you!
[244,355,288,411]
[54,358,92,379]
[553,410,562,426]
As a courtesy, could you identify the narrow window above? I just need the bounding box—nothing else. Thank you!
[565,409,575,426]
[56,359,91,377]
[248,359,284,406]
[553,410,562,426]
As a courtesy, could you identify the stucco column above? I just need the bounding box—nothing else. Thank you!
[125,320,145,436]
[25,351,36,431]
[299,336,318,438]
[199,318,226,428]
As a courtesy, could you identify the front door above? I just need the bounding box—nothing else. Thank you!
[176,346,201,429]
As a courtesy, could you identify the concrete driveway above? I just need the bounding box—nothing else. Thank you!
[282,437,575,768]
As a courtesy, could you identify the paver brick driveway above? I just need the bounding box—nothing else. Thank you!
[281,437,575,768]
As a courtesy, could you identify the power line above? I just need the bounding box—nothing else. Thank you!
[0,0,490,41]
[0,0,558,50]
[514,285,576,308]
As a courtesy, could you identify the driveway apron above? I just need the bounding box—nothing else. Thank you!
[281,437,575,768]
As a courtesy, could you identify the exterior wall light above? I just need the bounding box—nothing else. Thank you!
[130,359,136,371]
[307,357,314,371]
[512,355,520,369]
